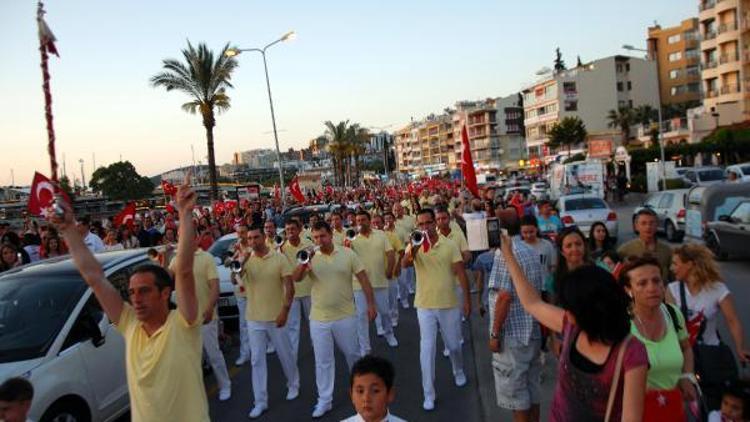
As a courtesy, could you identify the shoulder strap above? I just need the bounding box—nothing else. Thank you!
[605,335,632,422]
[664,303,682,333]
[678,282,689,319]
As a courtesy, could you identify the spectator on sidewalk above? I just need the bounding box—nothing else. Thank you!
[617,208,672,281]
[0,377,34,422]
[342,355,406,422]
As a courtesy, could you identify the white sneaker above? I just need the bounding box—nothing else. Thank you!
[235,355,248,366]
[218,387,231,401]
[376,328,386,336]
[286,386,299,401]
[454,371,467,387]
[422,398,435,411]
[266,345,275,354]
[312,402,332,418]
[443,348,450,357]
[248,404,267,419]
[386,334,399,347]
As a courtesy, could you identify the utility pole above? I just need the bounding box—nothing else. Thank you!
[79,159,85,190]
[10,169,14,186]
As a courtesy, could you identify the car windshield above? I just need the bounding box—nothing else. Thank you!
[740,165,750,176]
[698,169,725,181]
[208,237,237,259]
[0,274,85,363]
[565,198,608,211]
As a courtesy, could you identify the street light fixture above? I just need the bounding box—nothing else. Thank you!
[227,30,296,205]
[622,43,667,190]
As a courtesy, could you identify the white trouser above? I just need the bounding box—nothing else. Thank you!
[310,316,360,406]
[246,320,300,407]
[236,296,250,359]
[202,317,231,391]
[417,307,464,402]
[355,288,393,353]
[388,278,399,323]
[398,267,414,305]
[442,286,465,352]
[286,296,312,362]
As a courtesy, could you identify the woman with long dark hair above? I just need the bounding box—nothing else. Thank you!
[589,222,616,261]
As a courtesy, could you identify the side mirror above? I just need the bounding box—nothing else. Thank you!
[718,215,733,223]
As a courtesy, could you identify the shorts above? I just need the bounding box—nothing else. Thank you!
[491,337,542,410]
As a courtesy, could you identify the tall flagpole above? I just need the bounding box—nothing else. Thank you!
[37,1,59,182]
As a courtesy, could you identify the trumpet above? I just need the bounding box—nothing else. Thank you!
[296,247,318,265]
[345,227,357,241]
[274,234,285,247]
[410,230,425,247]
[229,260,243,273]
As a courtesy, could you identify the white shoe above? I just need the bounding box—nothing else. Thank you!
[386,334,399,347]
[312,402,332,418]
[218,387,231,401]
[376,328,386,336]
[286,386,299,401]
[455,371,467,387]
[443,348,450,357]
[401,301,409,309]
[235,355,248,366]
[423,399,435,411]
[266,345,275,354]
[391,319,398,327]
[248,404,267,419]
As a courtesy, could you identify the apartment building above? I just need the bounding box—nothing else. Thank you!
[522,55,660,161]
[699,0,750,118]
[453,99,499,172]
[495,94,528,170]
[647,18,702,107]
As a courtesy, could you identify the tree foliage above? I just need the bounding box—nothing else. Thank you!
[548,116,587,155]
[150,41,237,200]
[89,161,155,201]
[554,48,566,73]
[324,120,370,187]
[607,107,636,143]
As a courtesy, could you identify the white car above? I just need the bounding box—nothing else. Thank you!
[682,166,726,187]
[725,162,750,182]
[555,194,618,240]
[207,233,242,323]
[530,182,549,199]
[0,250,150,422]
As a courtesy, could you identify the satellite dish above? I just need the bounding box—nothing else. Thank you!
[535,67,552,76]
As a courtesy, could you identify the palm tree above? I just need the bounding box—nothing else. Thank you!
[151,41,238,200]
[324,120,351,187]
[548,116,587,156]
[347,124,369,185]
[633,104,658,127]
[607,107,636,145]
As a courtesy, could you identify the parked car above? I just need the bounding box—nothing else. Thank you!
[530,182,549,200]
[207,233,241,324]
[704,199,750,260]
[684,182,750,240]
[682,166,726,187]
[633,189,689,242]
[725,162,750,182]
[555,194,618,240]
[281,204,332,225]
[0,250,151,422]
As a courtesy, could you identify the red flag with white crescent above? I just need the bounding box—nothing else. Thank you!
[461,125,480,198]
[114,202,136,229]
[161,180,177,197]
[27,172,70,216]
[290,177,305,203]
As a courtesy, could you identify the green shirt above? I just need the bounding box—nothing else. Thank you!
[617,238,673,281]
[630,303,688,390]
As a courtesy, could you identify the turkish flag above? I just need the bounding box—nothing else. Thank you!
[27,172,71,216]
[225,200,237,210]
[325,185,334,196]
[161,180,177,197]
[460,125,479,198]
[213,201,225,215]
[290,177,305,203]
[114,202,136,229]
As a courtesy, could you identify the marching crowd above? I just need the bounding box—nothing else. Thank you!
[1,176,750,422]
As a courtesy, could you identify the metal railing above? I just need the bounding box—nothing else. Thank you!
[718,22,738,33]
[720,84,741,94]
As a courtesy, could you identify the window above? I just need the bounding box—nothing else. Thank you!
[669,52,683,62]
[616,64,623,72]
[658,193,674,209]
[564,100,578,111]
[625,63,631,72]
[668,34,682,44]
[627,81,633,91]
[687,82,700,93]
[617,82,624,92]
[670,69,680,79]
[628,100,633,108]
[686,65,700,77]
[563,81,577,95]
[730,202,750,224]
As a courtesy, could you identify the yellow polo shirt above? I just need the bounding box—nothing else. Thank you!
[413,236,462,309]
[308,245,365,322]
[281,237,313,298]
[242,249,293,322]
[440,227,469,286]
[351,229,393,290]
[265,237,276,250]
[170,250,219,320]
[116,305,209,422]
[332,227,346,246]
[302,228,314,243]
[231,241,252,298]
[385,228,404,278]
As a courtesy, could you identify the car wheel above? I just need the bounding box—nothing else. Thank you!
[706,232,727,261]
[40,401,90,422]
[665,221,677,242]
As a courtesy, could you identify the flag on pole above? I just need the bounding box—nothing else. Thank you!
[114,202,136,229]
[460,125,479,198]
[290,176,305,203]
[161,180,177,197]
[37,7,59,57]
[28,172,70,216]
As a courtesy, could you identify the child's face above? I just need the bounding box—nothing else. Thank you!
[350,373,394,422]
[721,394,745,421]
[0,399,31,422]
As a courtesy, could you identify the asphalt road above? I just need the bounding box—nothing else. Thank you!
[201,194,750,421]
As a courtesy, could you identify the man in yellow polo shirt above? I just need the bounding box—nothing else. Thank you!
[241,223,300,418]
[402,208,471,412]
[264,219,279,250]
[291,221,377,418]
[351,210,397,354]
[55,175,211,422]
[280,218,313,362]
[375,212,404,328]
[330,211,346,246]
[393,202,416,304]
[229,222,252,366]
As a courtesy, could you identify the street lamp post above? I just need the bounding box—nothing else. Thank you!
[226,31,296,205]
[623,44,667,190]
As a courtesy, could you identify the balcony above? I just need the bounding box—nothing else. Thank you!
[718,21,738,33]
[686,56,701,65]
[704,60,719,68]
[700,1,715,11]
[720,83,741,94]
[704,31,717,40]
[719,52,739,64]
[706,89,720,98]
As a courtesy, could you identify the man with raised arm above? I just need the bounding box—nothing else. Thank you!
[54,174,210,422]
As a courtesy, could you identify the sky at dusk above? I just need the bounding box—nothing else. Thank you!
[0,0,695,185]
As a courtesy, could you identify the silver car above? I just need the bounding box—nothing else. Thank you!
[633,189,689,242]
[682,166,726,187]
[555,194,618,240]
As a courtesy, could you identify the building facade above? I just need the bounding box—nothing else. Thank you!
[453,99,499,172]
[495,94,528,170]
[522,55,660,161]
[394,114,455,176]
[647,18,702,107]
[699,0,750,118]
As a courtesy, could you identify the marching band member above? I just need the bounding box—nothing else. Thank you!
[230,223,251,366]
[392,203,416,307]
[331,211,346,246]
[280,218,314,361]
[376,212,404,328]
